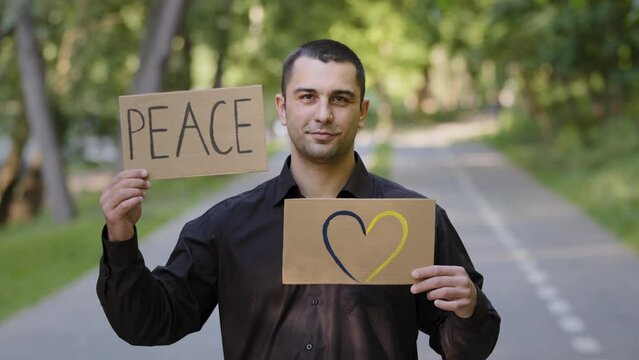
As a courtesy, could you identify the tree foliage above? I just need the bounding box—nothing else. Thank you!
[482,0,639,140]
[1,0,638,222]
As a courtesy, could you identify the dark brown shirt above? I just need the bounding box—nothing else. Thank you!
[97,154,500,359]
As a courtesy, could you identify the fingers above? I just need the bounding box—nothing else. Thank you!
[410,271,469,294]
[102,169,149,194]
[113,168,149,184]
[108,191,144,219]
[432,282,477,318]
[424,285,471,302]
[432,298,472,313]
[410,265,478,318]
[100,169,150,219]
[411,265,463,279]
[101,180,150,214]
[410,265,468,293]
[104,178,149,202]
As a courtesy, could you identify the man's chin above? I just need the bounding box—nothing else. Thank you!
[298,146,342,163]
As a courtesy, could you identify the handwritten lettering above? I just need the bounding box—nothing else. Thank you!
[126,109,144,160]
[125,99,256,160]
[148,106,169,159]
[119,85,266,179]
[210,100,231,154]
[234,98,253,154]
[176,102,209,157]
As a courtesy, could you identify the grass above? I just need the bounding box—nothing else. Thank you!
[0,139,286,322]
[489,110,639,252]
[0,173,231,322]
[369,141,393,177]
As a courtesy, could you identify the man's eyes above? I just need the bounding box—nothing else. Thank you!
[297,94,352,104]
[332,96,347,104]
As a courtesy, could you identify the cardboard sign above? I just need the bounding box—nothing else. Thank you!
[119,85,267,179]
[283,199,435,285]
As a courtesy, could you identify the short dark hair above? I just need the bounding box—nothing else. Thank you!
[280,39,366,104]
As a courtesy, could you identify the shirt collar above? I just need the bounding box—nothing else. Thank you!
[272,151,373,206]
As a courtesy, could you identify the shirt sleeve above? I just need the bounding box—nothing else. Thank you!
[421,206,501,360]
[96,216,219,346]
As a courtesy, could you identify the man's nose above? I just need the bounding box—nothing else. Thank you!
[314,99,333,123]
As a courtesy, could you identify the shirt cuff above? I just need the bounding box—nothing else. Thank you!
[101,225,141,267]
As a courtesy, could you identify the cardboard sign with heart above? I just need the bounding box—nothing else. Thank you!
[283,199,435,285]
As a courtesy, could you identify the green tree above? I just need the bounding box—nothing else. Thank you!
[14,0,75,222]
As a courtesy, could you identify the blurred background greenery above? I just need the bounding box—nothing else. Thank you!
[0,0,638,320]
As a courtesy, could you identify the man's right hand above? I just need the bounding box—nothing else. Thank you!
[100,169,151,241]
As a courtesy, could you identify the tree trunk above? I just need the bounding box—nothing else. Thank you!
[174,19,192,91]
[0,116,28,224]
[111,0,188,170]
[374,83,394,142]
[213,0,233,88]
[416,66,432,113]
[521,72,553,139]
[14,150,44,220]
[7,150,44,222]
[15,5,75,222]
[132,0,188,94]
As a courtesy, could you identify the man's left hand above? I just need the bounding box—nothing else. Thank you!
[410,265,477,319]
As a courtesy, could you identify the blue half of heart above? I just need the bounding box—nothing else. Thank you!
[322,210,366,283]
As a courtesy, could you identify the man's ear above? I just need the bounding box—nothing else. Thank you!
[275,94,287,126]
[358,98,370,129]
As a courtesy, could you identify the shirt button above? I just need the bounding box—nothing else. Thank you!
[311,298,319,305]
[305,343,313,351]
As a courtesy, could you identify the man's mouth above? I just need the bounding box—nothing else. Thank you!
[308,130,339,141]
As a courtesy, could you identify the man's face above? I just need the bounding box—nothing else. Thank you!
[276,56,369,164]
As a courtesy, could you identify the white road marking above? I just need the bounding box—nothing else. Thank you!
[537,285,558,300]
[525,269,548,286]
[558,315,585,334]
[547,298,572,316]
[512,248,531,262]
[517,258,537,271]
[572,336,603,354]
[439,147,604,358]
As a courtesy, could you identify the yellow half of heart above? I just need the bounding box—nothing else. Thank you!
[364,210,409,283]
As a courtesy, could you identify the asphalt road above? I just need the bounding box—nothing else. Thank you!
[396,135,639,360]
[1,125,638,359]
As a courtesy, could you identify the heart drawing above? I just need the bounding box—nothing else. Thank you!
[322,210,408,283]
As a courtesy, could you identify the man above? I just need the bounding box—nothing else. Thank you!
[98,39,500,359]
